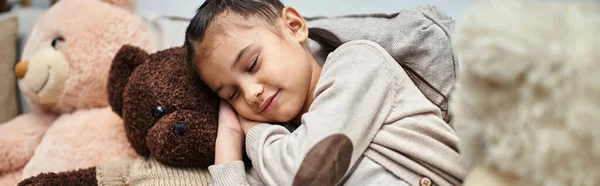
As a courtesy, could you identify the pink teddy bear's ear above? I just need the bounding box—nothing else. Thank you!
[100,0,137,12]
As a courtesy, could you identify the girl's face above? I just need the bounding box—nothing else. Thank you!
[194,9,320,123]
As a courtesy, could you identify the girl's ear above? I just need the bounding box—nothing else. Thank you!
[281,6,309,43]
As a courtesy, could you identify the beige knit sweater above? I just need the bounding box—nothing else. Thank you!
[209,40,466,186]
[96,157,212,186]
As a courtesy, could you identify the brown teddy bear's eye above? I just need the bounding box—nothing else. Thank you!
[151,106,165,118]
[51,37,64,48]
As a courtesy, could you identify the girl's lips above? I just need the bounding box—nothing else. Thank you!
[260,90,279,113]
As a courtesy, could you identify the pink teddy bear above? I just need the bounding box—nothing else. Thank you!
[0,0,155,185]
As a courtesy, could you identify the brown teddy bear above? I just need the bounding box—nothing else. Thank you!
[19,45,223,185]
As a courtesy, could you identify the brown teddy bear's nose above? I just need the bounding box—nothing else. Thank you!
[175,122,186,136]
[15,61,29,79]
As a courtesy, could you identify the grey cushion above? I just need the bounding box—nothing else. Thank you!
[0,13,18,123]
[306,5,457,123]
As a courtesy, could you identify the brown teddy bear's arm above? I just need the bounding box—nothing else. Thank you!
[19,159,134,186]
[18,167,98,186]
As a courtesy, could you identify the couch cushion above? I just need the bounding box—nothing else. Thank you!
[0,13,18,123]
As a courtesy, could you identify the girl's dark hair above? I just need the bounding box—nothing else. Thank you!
[184,0,342,78]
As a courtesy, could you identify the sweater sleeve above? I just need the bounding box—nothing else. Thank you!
[208,161,249,186]
[208,161,266,186]
[96,159,132,186]
[245,40,397,185]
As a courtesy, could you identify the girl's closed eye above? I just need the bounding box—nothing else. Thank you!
[229,88,238,101]
[228,56,260,101]
[228,55,260,101]
[248,55,259,73]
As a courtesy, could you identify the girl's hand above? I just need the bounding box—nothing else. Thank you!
[218,101,243,137]
[215,101,244,165]
[237,115,261,135]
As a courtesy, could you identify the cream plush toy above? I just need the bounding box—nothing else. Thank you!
[451,0,600,186]
[0,0,154,185]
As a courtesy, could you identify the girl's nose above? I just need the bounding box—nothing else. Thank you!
[242,82,263,105]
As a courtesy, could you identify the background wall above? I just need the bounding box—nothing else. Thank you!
[136,0,471,21]
[14,0,472,20]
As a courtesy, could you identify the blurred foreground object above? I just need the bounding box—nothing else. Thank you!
[451,0,600,186]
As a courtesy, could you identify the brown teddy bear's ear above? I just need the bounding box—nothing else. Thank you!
[108,45,148,116]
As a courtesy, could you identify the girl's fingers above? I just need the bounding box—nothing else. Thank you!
[237,115,260,134]
[218,100,243,135]
[219,100,236,117]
